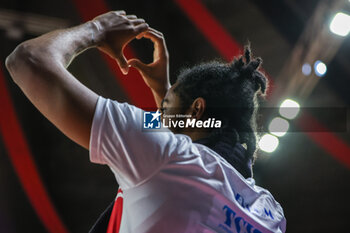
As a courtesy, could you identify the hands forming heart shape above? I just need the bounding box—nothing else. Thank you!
[91,11,170,97]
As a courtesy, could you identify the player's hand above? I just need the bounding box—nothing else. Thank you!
[127,28,170,95]
[91,11,149,74]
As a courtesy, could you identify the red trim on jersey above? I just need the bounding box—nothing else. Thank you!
[107,188,124,233]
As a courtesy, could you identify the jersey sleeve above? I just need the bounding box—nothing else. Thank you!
[89,96,178,189]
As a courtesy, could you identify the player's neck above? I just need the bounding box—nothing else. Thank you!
[185,131,210,142]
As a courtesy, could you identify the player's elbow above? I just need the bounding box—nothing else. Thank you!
[5,49,18,74]
[6,42,40,83]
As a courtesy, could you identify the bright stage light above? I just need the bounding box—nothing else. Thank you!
[259,134,279,153]
[314,60,327,77]
[330,12,350,36]
[279,99,300,120]
[268,117,290,137]
[302,63,312,76]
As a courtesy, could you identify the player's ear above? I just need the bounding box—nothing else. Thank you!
[188,97,206,120]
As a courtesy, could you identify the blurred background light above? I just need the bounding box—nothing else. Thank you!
[330,12,350,36]
[259,134,279,153]
[314,60,327,77]
[269,117,290,137]
[302,63,312,76]
[279,99,300,119]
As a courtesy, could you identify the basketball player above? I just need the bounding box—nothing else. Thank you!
[6,11,286,233]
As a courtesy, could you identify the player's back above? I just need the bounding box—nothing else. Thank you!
[118,134,286,233]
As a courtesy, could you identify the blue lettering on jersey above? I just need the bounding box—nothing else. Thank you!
[234,191,274,221]
[235,193,250,211]
[222,205,262,233]
[264,208,274,220]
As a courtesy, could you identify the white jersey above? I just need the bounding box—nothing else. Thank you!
[89,96,286,233]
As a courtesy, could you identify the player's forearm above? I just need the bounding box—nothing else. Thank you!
[5,21,98,81]
[151,85,170,109]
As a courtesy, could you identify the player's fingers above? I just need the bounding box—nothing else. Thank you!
[136,27,161,39]
[126,15,137,19]
[115,10,126,15]
[142,28,164,43]
[133,23,149,35]
[136,31,147,39]
[130,18,146,25]
[115,51,129,75]
[127,58,150,74]
[148,27,163,37]
[142,28,168,54]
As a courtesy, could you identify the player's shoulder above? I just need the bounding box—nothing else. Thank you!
[100,96,142,115]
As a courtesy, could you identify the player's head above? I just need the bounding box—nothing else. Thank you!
[161,45,267,162]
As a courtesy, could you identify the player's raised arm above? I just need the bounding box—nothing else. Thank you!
[5,11,148,150]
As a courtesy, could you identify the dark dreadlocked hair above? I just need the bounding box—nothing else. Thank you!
[173,45,267,164]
